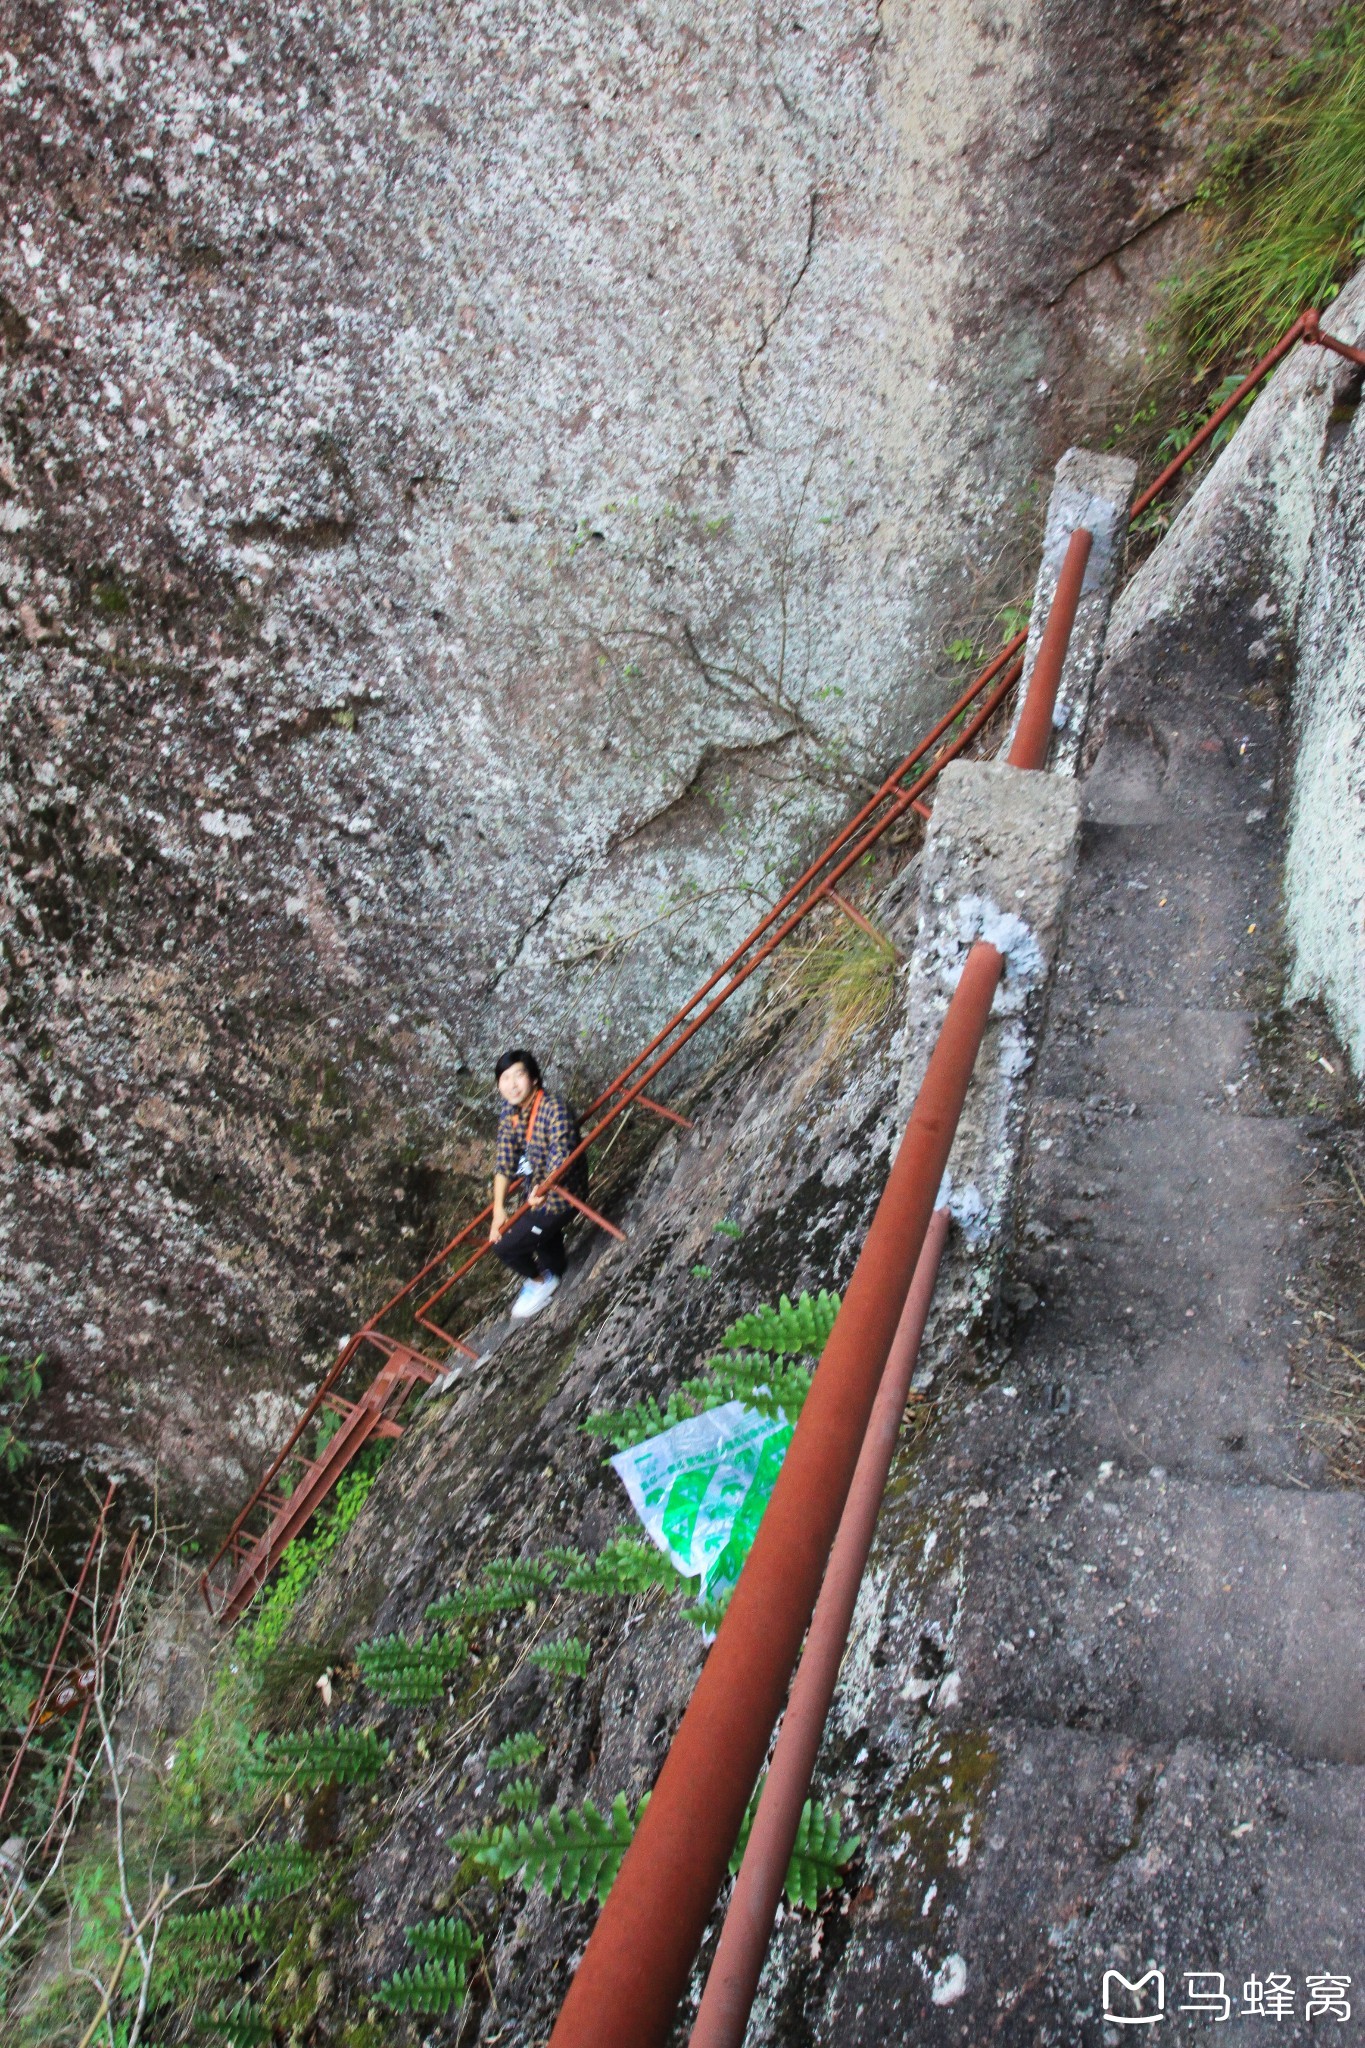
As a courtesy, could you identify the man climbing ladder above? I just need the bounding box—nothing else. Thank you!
[489,1048,584,1319]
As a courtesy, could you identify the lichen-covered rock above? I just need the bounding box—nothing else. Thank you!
[0,0,1335,1489]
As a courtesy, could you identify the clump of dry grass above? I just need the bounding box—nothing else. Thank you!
[773,913,898,1066]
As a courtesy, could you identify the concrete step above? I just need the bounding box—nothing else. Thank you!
[819,1720,1365,2047]
[1063,818,1282,1008]
[945,1470,1365,1766]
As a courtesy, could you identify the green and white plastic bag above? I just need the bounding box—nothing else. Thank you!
[610,1400,792,1606]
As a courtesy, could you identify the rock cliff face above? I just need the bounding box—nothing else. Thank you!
[282,285,1365,2047]
[0,0,1338,1490]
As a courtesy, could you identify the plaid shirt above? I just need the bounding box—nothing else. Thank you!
[495,1089,578,1219]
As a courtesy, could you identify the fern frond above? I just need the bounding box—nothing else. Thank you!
[481,1557,558,1600]
[375,1957,469,2016]
[449,1822,499,1859]
[580,1390,693,1451]
[728,1788,859,1908]
[405,1915,482,1967]
[563,1536,682,1598]
[683,1351,812,1423]
[425,1580,526,1625]
[150,1905,263,2007]
[720,1289,840,1358]
[498,1775,542,1816]
[203,1999,273,2046]
[528,1636,590,1682]
[681,1589,732,1634]
[473,1791,646,1904]
[238,1840,320,1903]
[784,1797,861,1909]
[488,1729,545,1772]
[540,1543,588,1574]
[250,1725,390,1788]
[356,1630,468,1704]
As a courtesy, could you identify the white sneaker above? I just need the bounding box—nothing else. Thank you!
[510,1273,560,1321]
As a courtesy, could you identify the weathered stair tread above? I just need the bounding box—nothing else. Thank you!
[1056,1325,1309,1486]
[1062,819,1281,1002]
[1037,1003,1265,1112]
[820,1723,1365,2048]
[946,1472,1365,1765]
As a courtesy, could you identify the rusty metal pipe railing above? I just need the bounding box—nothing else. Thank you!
[547,940,1007,2048]
[404,656,1023,1347]
[1006,527,1093,770]
[579,632,1028,1124]
[547,536,1090,2048]
[1126,307,1365,524]
[200,642,1024,1616]
[690,1204,951,2048]
[1302,306,1365,371]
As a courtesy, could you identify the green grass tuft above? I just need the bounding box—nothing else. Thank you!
[1171,7,1365,362]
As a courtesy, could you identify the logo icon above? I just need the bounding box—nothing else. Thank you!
[1102,1968,1166,2026]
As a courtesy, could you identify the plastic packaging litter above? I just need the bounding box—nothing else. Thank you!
[610,1401,793,1603]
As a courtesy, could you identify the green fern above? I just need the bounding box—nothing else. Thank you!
[720,1290,840,1358]
[563,1536,684,1598]
[472,1791,646,1905]
[238,1840,320,1903]
[681,1589,732,1635]
[540,1543,588,1574]
[580,1390,694,1452]
[356,1630,468,1704]
[729,1789,860,1909]
[426,1581,521,1625]
[712,1218,743,1238]
[481,1557,558,1599]
[528,1637,590,1683]
[203,1999,273,2046]
[150,1905,263,2007]
[682,1351,812,1424]
[406,1915,482,1967]
[499,1775,543,1816]
[458,1782,855,1916]
[425,1555,556,1627]
[375,1958,470,2016]
[250,1725,390,1789]
[582,1350,811,1453]
[488,1729,545,1772]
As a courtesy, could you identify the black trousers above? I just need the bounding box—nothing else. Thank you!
[493,1206,567,1281]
